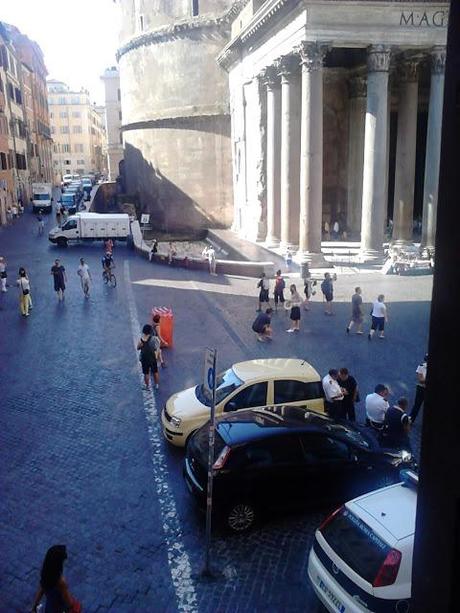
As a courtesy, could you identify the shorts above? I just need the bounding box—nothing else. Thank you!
[274,290,285,304]
[141,360,158,375]
[371,316,385,331]
[290,306,301,321]
[324,293,333,302]
[259,289,269,303]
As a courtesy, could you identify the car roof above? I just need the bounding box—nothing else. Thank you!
[232,358,320,381]
[348,482,417,541]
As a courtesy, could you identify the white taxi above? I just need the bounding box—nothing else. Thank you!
[161,358,325,447]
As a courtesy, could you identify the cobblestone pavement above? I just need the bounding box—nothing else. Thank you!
[0,211,431,611]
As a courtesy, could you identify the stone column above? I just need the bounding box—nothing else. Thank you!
[278,54,300,250]
[297,41,328,265]
[359,45,391,261]
[392,57,420,243]
[421,46,446,252]
[261,65,282,247]
[346,75,366,236]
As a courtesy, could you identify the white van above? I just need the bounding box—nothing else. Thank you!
[49,212,131,247]
[32,183,53,213]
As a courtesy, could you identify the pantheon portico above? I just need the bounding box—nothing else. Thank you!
[218,0,449,263]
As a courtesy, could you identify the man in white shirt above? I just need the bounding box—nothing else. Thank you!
[365,384,389,428]
[77,258,92,298]
[410,354,428,423]
[322,369,345,420]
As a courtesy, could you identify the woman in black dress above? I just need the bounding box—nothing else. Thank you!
[286,284,302,333]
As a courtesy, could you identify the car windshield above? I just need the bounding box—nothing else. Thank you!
[62,195,74,203]
[195,367,244,407]
[324,423,370,449]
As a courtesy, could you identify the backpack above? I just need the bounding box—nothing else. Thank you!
[139,337,156,362]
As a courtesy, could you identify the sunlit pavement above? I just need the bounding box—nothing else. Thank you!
[0,209,430,611]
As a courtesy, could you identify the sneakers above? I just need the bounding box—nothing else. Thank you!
[356,331,364,335]
[142,384,149,390]
[257,336,266,342]
[286,329,294,333]
[346,327,350,334]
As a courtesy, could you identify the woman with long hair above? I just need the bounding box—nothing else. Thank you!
[17,267,31,317]
[285,284,302,333]
[32,545,80,612]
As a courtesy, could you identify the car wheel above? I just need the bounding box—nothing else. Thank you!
[225,501,257,533]
[57,237,68,248]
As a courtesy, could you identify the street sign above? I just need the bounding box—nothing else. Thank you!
[140,213,150,224]
[202,347,217,577]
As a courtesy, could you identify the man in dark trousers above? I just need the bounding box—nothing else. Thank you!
[382,397,412,452]
[338,367,358,421]
[252,307,273,342]
[410,353,427,424]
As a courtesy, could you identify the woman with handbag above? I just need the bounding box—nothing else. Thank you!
[285,284,303,333]
[32,545,81,612]
[17,267,31,317]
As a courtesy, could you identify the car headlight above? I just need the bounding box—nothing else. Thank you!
[170,416,181,428]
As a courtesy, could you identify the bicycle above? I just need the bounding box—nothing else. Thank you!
[102,267,117,288]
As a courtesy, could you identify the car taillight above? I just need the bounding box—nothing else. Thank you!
[213,445,231,470]
[318,505,343,532]
[372,548,402,587]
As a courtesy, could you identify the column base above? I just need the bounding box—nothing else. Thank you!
[390,238,415,246]
[297,250,333,269]
[358,248,386,263]
[265,236,280,249]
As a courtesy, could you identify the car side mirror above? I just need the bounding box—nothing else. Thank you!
[226,401,237,412]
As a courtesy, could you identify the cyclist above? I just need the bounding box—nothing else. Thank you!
[101,251,114,281]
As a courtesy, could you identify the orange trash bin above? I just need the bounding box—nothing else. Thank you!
[152,306,174,347]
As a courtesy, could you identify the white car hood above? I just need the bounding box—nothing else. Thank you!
[166,385,210,421]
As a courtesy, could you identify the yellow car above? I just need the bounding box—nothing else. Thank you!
[161,358,325,447]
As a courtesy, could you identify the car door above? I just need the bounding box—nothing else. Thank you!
[298,434,356,505]
[222,381,268,414]
[273,379,325,413]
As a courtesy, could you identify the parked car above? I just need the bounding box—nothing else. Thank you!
[58,192,77,214]
[308,469,418,612]
[162,358,325,447]
[61,174,73,188]
[184,407,416,533]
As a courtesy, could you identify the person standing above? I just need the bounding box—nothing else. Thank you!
[37,211,45,235]
[382,397,412,452]
[346,287,364,334]
[12,203,18,220]
[286,284,302,333]
[321,272,335,315]
[137,324,160,390]
[338,367,359,421]
[273,269,286,312]
[149,239,159,262]
[51,259,67,301]
[252,307,273,342]
[365,384,389,429]
[409,353,428,424]
[168,242,176,265]
[324,220,330,240]
[17,267,31,317]
[32,545,81,613]
[152,313,168,367]
[368,294,388,340]
[256,272,270,312]
[0,256,7,293]
[332,219,340,240]
[203,245,217,275]
[322,369,345,419]
[55,205,61,228]
[77,258,92,298]
[285,248,292,272]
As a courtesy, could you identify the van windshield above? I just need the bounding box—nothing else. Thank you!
[195,368,243,407]
[34,194,50,200]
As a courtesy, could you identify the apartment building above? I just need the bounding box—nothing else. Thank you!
[100,66,123,180]
[47,80,107,182]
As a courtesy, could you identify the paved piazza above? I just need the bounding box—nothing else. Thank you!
[0,213,431,611]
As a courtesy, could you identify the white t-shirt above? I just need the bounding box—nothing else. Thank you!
[78,263,90,280]
[372,301,387,318]
[322,375,344,402]
[207,248,216,262]
[17,277,30,292]
[365,392,389,424]
[333,221,339,232]
[416,362,427,387]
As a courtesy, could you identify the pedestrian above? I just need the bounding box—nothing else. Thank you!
[409,353,428,424]
[338,367,359,421]
[0,256,7,293]
[322,369,345,420]
[37,210,45,235]
[368,294,387,340]
[324,220,330,240]
[256,272,270,311]
[17,267,31,317]
[32,545,81,613]
[149,239,159,262]
[202,245,217,275]
[382,397,412,452]
[285,248,293,272]
[18,200,24,215]
[273,269,286,312]
[51,259,67,301]
[6,206,12,224]
[303,274,316,311]
[286,284,302,333]
[152,313,168,367]
[55,205,61,227]
[321,272,335,315]
[365,384,389,430]
[62,207,68,223]
[252,307,273,342]
[77,258,92,298]
[168,242,176,265]
[104,238,114,255]
[12,203,18,220]
[137,324,160,390]
[346,287,364,334]
[332,219,340,240]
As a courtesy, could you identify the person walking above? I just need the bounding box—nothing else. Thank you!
[285,248,293,272]
[17,267,31,317]
[273,269,286,312]
[368,294,388,340]
[51,259,67,301]
[252,307,273,342]
[409,353,428,424]
[256,272,270,312]
[77,258,92,298]
[149,239,159,262]
[152,313,168,367]
[322,369,345,419]
[346,287,364,334]
[303,274,316,311]
[338,367,359,421]
[365,384,389,430]
[202,245,217,275]
[55,205,61,228]
[12,203,18,220]
[32,545,81,613]
[321,272,335,315]
[137,324,160,390]
[167,242,176,265]
[0,256,7,293]
[37,210,45,235]
[382,397,412,452]
[286,284,302,333]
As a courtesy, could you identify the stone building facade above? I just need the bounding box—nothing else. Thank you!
[115,0,241,232]
[101,66,124,181]
[218,0,449,262]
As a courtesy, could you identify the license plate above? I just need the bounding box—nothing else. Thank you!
[318,577,345,613]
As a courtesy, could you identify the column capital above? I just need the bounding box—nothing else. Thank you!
[277,54,299,81]
[348,75,367,98]
[260,65,281,89]
[297,41,329,71]
[430,46,446,74]
[367,45,392,73]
